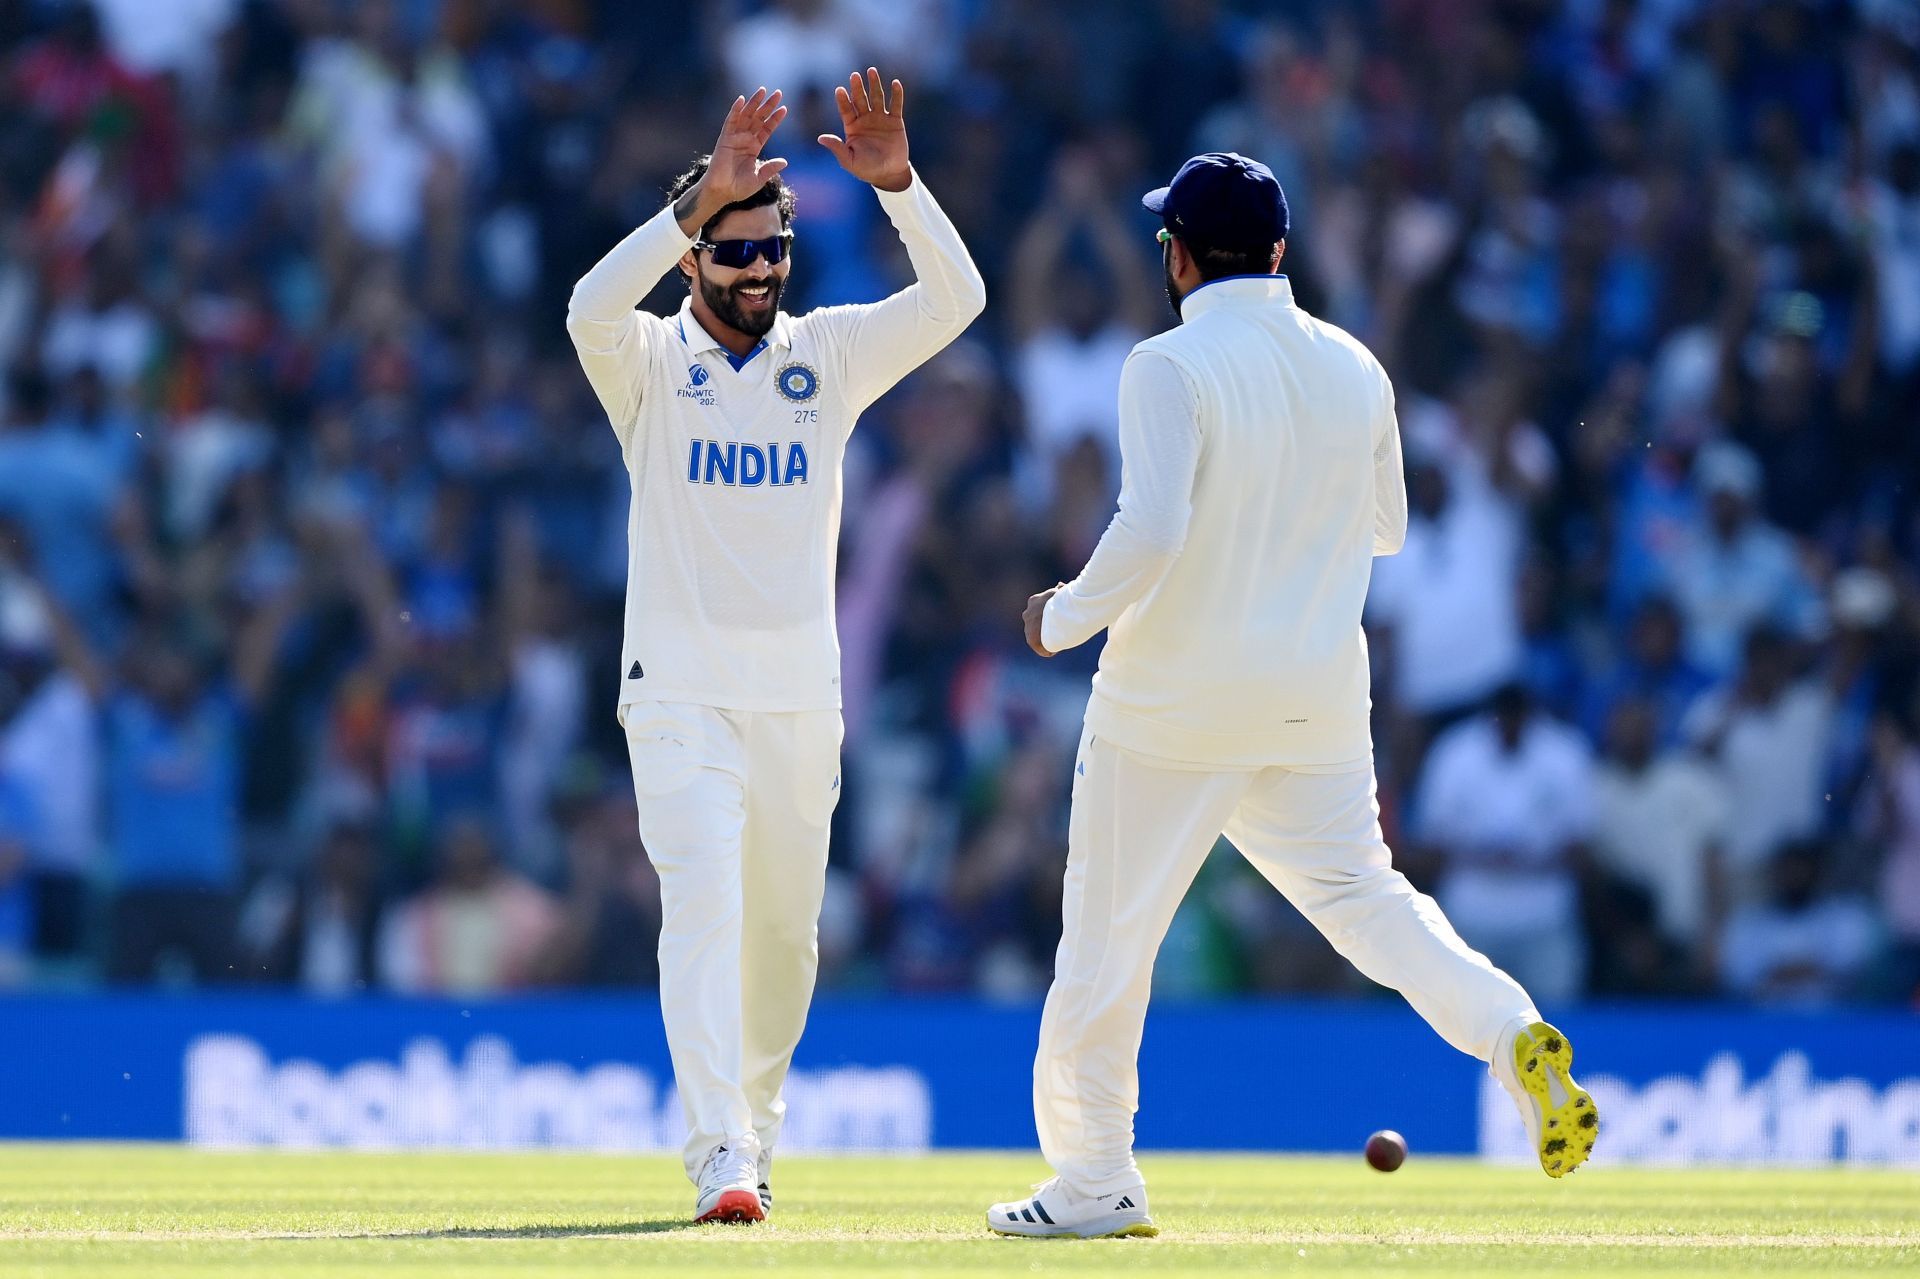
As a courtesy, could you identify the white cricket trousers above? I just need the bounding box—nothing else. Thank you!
[622,700,843,1181]
[1037,731,1537,1195]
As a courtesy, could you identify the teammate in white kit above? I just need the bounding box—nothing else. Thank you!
[987,153,1599,1240]
[566,72,984,1224]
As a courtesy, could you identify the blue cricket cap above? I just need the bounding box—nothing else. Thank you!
[1143,151,1289,252]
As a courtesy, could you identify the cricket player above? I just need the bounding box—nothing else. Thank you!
[566,73,984,1223]
[989,153,1597,1239]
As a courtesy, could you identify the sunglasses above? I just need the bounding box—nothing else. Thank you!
[694,231,794,269]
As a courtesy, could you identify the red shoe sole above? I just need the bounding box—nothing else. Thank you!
[696,1189,766,1224]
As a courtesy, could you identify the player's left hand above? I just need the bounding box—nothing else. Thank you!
[1023,585,1062,658]
[818,68,911,193]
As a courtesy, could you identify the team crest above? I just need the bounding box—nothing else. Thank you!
[775,361,820,403]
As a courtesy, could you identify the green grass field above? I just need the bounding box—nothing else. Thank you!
[0,1146,1915,1277]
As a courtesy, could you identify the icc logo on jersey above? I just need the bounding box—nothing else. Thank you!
[678,364,716,406]
[775,362,820,402]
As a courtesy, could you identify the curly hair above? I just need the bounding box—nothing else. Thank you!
[665,155,796,240]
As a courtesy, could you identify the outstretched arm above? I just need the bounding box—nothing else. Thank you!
[1008,198,1072,343]
[1034,351,1200,655]
[1011,149,1154,340]
[815,70,987,412]
[566,89,791,436]
[231,584,301,711]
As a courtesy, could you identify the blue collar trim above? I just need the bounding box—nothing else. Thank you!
[724,339,770,372]
[679,316,770,372]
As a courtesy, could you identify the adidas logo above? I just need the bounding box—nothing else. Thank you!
[628,661,644,680]
[1115,1195,1135,1210]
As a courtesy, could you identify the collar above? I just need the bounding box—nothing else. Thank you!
[677,297,792,371]
[1178,273,1294,322]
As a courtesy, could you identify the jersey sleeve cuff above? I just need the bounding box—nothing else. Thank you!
[646,202,697,251]
[870,166,924,214]
[1040,591,1084,654]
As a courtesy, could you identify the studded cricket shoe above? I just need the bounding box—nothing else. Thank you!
[694,1141,765,1223]
[987,1176,1157,1238]
[1493,1019,1599,1178]
[756,1149,773,1214]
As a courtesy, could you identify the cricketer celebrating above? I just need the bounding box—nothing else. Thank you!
[990,153,1597,1239]
[566,73,985,1224]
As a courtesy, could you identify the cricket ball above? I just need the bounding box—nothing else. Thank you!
[1365,1129,1407,1172]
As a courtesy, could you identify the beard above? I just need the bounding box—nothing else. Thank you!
[699,271,784,338]
[1162,244,1186,318]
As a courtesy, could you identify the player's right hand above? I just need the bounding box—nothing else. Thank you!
[700,88,789,209]
[1023,585,1063,658]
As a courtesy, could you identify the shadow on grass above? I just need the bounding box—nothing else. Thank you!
[345,1221,699,1240]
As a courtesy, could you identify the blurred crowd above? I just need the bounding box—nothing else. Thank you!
[0,0,1917,1009]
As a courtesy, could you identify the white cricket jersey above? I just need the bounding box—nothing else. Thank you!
[1041,275,1406,768]
[566,170,985,712]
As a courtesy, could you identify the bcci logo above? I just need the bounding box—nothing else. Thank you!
[776,361,820,403]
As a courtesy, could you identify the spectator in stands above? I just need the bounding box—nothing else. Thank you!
[1412,683,1596,1001]
[1663,441,1822,679]
[0,368,128,630]
[1721,839,1879,1006]
[946,738,1068,996]
[494,512,587,886]
[720,0,859,103]
[1863,141,1920,380]
[0,669,39,984]
[1008,146,1159,506]
[40,262,158,400]
[1865,713,1920,1005]
[1517,554,1582,722]
[240,819,382,995]
[92,612,287,985]
[1683,626,1834,901]
[1581,596,1714,749]
[0,0,1909,1006]
[527,780,660,988]
[378,813,561,994]
[0,553,98,960]
[1592,697,1730,976]
[1366,433,1525,727]
[1821,567,1902,808]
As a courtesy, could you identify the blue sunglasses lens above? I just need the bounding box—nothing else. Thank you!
[704,234,791,268]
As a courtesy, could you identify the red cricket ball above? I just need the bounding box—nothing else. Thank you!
[1365,1129,1407,1172]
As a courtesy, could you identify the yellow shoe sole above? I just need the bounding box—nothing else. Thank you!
[1096,1223,1160,1239]
[1512,1020,1598,1178]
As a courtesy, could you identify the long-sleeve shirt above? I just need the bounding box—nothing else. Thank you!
[566,170,985,711]
[1041,274,1404,768]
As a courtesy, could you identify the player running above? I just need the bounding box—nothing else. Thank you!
[566,72,985,1224]
[989,152,1596,1240]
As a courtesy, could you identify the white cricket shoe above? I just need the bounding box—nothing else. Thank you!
[756,1148,774,1214]
[1491,1018,1599,1178]
[694,1139,765,1224]
[987,1176,1157,1238]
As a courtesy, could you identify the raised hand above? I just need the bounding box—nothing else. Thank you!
[678,88,787,233]
[817,68,911,193]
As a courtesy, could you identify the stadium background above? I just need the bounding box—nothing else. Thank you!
[0,0,1916,1160]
